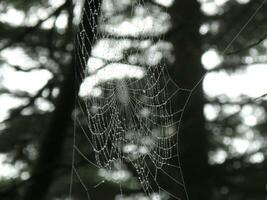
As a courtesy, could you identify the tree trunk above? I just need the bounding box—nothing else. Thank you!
[22,0,102,199]
[22,2,75,200]
[169,1,211,200]
[23,59,76,200]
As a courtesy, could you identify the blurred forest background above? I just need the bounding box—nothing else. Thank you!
[0,0,267,200]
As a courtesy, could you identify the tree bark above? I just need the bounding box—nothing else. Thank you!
[169,1,211,200]
[22,2,75,199]
[23,59,76,200]
[21,0,101,200]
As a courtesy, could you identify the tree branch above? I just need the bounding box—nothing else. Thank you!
[0,2,68,52]
[226,32,267,55]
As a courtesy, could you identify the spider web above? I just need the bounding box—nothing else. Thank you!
[70,0,192,200]
[68,0,267,199]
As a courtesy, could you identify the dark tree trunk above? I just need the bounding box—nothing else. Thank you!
[23,59,76,200]
[169,1,211,200]
[23,3,75,200]
[23,0,101,199]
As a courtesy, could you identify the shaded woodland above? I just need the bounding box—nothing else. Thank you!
[0,0,267,200]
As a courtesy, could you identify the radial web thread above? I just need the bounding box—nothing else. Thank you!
[70,0,196,200]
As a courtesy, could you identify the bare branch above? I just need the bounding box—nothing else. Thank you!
[226,33,267,55]
[0,2,68,52]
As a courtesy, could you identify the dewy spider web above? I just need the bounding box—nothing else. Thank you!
[70,0,190,199]
[69,0,266,199]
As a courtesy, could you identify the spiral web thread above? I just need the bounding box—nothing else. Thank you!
[66,0,267,199]
[70,0,192,199]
